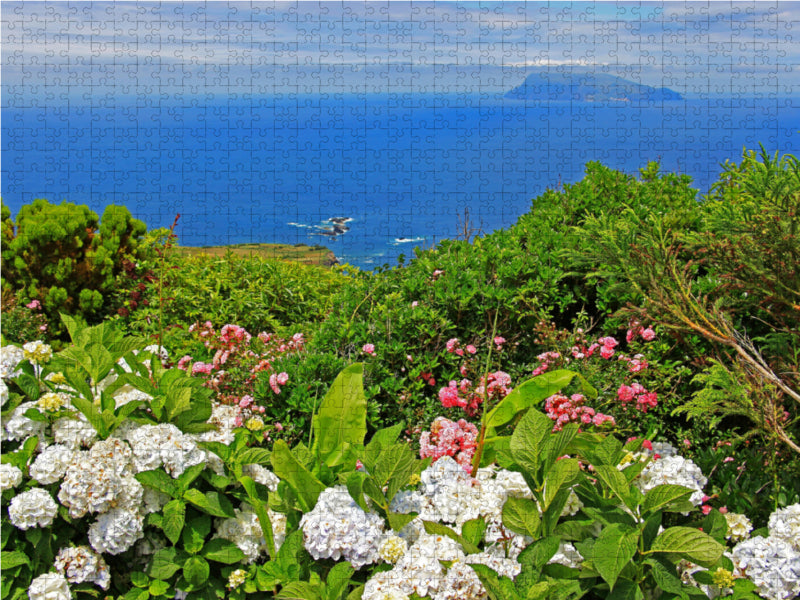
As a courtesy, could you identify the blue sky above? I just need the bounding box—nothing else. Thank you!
[2,1,798,102]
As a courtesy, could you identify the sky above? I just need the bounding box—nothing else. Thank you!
[2,1,799,103]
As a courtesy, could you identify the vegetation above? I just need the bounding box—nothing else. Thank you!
[2,146,799,600]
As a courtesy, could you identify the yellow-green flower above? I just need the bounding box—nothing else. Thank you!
[378,535,408,564]
[227,569,247,589]
[409,473,421,486]
[245,417,265,431]
[37,392,65,412]
[711,568,735,588]
[45,372,67,385]
[23,341,52,364]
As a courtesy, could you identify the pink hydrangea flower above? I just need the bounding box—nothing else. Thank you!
[362,343,376,356]
[641,328,656,341]
[600,346,615,359]
[446,338,459,353]
[494,336,506,347]
[191,362,213,375]
[26,300,41,310]
[465,344,477,355]
[419,417,478,472]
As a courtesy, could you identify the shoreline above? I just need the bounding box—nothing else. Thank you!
[175,242,339,267]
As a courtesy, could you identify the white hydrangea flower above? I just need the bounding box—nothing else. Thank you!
[768,503,800,551]
[465,550,521,579]
[88,508,144,555]
[548,542,584,569]
[8,488,58,530]
[362,571,410,600]
[378,535,408,564]
[88,438,134,477]
[492,469,533,499]
[214,503,272,564]
[731,535,800,600]
[393,533,465,597]
[300,485,385,568]
[0,379,9,408]
[635,455,707,506]
[141,488,171,515]
[1,345,25,379]
[53,415,98,449]
[199,403,240,446]
[29,444,75,485]
[4,401,47,442]
[28,572,71,600]
[110,384,152,409]
[0,463,23,491]
[58,453,126,518]
[242,464,279,492]
[417,457,484,525]
[648,441,679,458]
[725,512,753,543]
[483,520,531,562]
[431,559,486,600]
[37,392,70,412]
[54,545,111,590]
[125,424,205,477]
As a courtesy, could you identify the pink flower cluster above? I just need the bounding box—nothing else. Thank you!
[626,320,656,343]
[268,372,289,395]
[620,354,649,373]
[445,338,477,357]
[419,416,478,472]
[597,336,619,359]
[617,383,658,412]
[361,343,376,356]
[438,371,512,417]
[533,351,561,376]
[544,393,616,432]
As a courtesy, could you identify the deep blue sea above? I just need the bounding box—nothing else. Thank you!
[2,95,798,268]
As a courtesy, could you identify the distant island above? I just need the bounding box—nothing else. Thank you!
[505,70,683,103]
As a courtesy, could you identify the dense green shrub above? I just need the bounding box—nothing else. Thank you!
[1,199,147,328]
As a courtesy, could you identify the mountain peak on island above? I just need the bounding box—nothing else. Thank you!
[505,70,683,103]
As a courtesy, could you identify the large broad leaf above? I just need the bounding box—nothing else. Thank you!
[591,523,639,590]
[183,490,235,518]
[469,564,521,600]
[201,538,246,564]
[325,561,354,600]
[605,579,643,600]
[509,409,554,485]
[541,458,580,512]
[373,443,416,502]
[239,475,276,558]
[276,582,322,600]
[486,370,595,434]
[161,499,186,544]
[642,484,694,515]
[182,556,210,588]
[593,465,636,510]
[311,364,367,467]
[648,527,724,568]
[501,496,541,539]
[270,440,326,512]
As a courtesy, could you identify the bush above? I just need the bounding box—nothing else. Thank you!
[1,199,147,329]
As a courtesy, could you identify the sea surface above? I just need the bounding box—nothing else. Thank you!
[2,94,798,268]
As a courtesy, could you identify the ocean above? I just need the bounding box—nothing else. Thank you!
[2,94,798,268]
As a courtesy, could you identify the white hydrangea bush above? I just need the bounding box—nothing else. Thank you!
[0,341,284,600]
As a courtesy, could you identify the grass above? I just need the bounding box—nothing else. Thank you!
[174,242,338,267]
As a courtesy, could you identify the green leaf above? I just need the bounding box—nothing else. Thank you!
[486,370,582,433]
[325,561,354,600]
[270,440,326,512]
[181,515,211,554]
[311,364,368,467]
[501,497,541,539]
[182,556,210,588]
[148,580,171,597]
[345,471,370,513]
[386,511,417,532]
[648,527,725,568]
[702,509,730,544]
[130,572,150,588]
[470,563,521,600]
[374,443,416,502]
[175,464,206,494]
[147,548,182,580]
[201,538,245,564]
[276,582,322,600]
[541,458,580,511]
[70,396,108,438]
[183,490,235,518]
[509,409,553,485]
[593,465,635,510]
[605,579,643,600]
[123,588,150,600]
[0,551,30,570]
[461,517,488,548]
[645,556,685,595]
[592,524,639,590]
[14,373,41,401]
[423,521,480,554]
[365,423,404,455]
[517,536,561,570]
[642,485,694,515]
[239,475,276,558]
[238,448,272,466]
[346,585,365,600]
[161,500,186,545]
